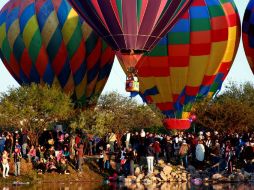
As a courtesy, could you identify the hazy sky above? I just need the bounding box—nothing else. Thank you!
[0,0,252,102]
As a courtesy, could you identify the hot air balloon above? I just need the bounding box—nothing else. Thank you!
[0,0,115,108]
[67,0,193,92]
[124,0,241,130]
[243,0,254,74]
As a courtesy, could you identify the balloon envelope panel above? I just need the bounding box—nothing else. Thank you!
[0,0,115,107]
[67,0,192,52]
[135,0,240,119]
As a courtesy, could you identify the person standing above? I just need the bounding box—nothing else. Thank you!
[205,135,213,162]
[108,132,116,153]
[146,143,155,174]
[2,151,9,178]
[75,142,84,172]
[21,130,28,158]
[127,147,136,176]
[0,134,6,154]
[153,140,161,164]
[165,136,173,163]
[179,140,189,168]
[125,131,131,149]
[4,135,12,154]
[13,148,22,176]
[140,129,146,144]
[196,140,205,169]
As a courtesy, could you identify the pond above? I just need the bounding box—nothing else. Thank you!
[1,182,254,190]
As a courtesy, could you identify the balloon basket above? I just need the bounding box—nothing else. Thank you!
[163,118,191,130]
[126,80,139,92]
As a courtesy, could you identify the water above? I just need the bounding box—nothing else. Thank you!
[1,182,254,190]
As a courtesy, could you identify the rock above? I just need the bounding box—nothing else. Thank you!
[136,183,145,190]
[158,160,165,165]
[236,169,241,173]
[126,184,137,190]
[143,179,152,185]
[235,173,245,181]
[187,165,196,174]
[160,183,171,190]
[127,175,137,180]
[135,167,141,176]
[167,178,172,182]
[118,175,125,182]
[145,183,157,190]
[244,171,251,179]
[203,177,209,182]
[124,178,132,183]
[160,171,168,181]
[154,169,159,175]
[151,176,157,182]
[251,174,254,181]
[228,174,235,181]
[136,174,145,182]
[163,165,173,175]
[171,172,176,177]
[212,173,223,180]
[146,173,155,180]
[156,177,162,182]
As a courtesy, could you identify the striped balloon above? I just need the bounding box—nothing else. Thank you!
[0,0,115,108]
[243,0,254,74]
[67,0,193,52]
[125,0,240,124]
[209,0,241,96]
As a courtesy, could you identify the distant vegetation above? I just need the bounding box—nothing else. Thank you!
[0,82,253,144]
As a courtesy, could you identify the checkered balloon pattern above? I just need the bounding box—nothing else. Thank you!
[135,0,240,119]
[0,0,115,108]
[243,0,254,74]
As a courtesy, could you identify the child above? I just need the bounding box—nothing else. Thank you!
[13,148,22,176]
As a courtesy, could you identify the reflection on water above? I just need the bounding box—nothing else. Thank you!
[1,182,254,190]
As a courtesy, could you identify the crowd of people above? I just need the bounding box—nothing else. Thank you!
[0,128,75,177]
[0,128,254,179]
[98,130,254,176]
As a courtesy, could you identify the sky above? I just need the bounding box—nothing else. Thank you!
[0,1,253,102]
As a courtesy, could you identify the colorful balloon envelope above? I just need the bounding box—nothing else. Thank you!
[0,0,115,108]
[243,0,254,74]
[67,0,193,86]
[127,0,241,130]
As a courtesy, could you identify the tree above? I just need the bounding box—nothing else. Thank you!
[0,84,74,145]
[70,92,163,140]
[193,82,254,133]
